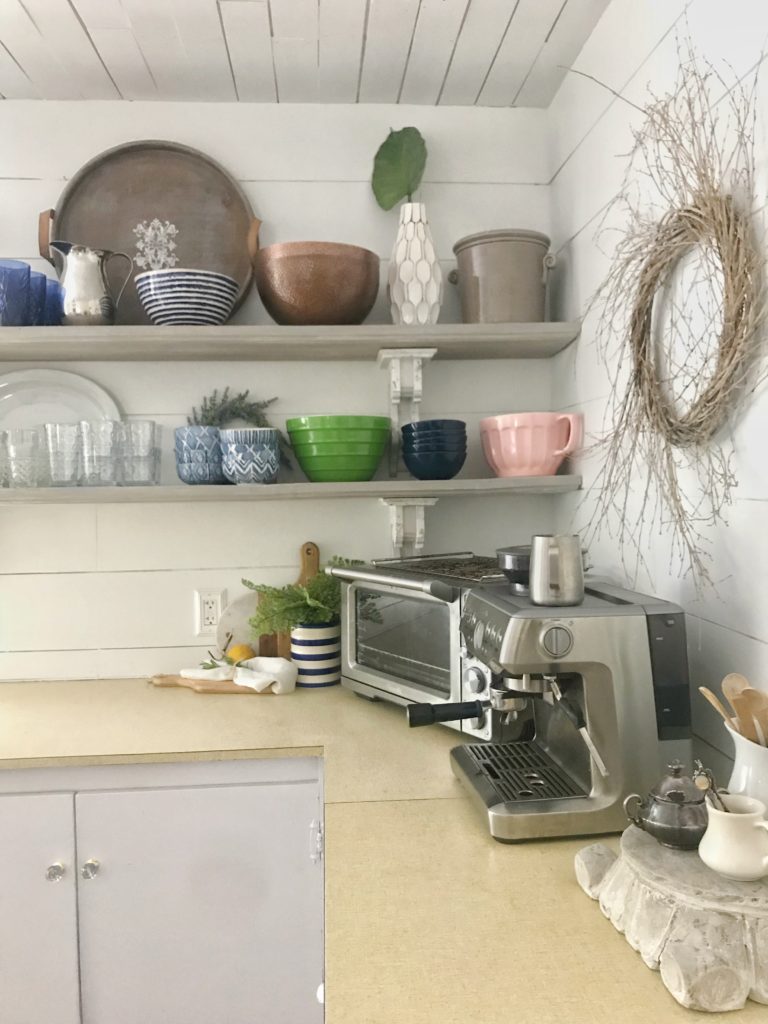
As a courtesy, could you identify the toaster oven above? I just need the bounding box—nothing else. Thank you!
[327,553,507,740]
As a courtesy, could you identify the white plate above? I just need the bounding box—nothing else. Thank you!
[217,591,259,652]
[0,370,121,429]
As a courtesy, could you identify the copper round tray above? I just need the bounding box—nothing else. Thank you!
[40,140,255,325]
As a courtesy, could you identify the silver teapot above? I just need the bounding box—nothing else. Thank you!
[51,241,133,326]
[624,761,709,850]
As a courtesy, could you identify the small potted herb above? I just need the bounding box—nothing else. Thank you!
[243,569,342,687]
[175,387,288,485]
[242,558,377,688]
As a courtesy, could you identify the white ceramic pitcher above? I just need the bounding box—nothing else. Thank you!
[698,794,768,881]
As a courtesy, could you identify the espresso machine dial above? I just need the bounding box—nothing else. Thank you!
[463,666,488,695]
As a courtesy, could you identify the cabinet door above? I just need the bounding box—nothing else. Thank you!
[76,781,323,1024]
[0,793,80,1024]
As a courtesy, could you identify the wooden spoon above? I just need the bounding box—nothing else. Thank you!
[721,672,750,716]
[729,694,759,743]
[739,688,768,746]
[698,686,737,729]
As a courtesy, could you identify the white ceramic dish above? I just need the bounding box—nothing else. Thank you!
[0,369,121,429]
[217,592,258,652]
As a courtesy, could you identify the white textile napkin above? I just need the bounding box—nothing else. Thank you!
[235,657,298,694]
[179,657,297,694]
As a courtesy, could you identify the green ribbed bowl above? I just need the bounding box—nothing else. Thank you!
[294,451,385,483]
[288,427,390,445]
[286,415,390,432]
[293,441,387,458]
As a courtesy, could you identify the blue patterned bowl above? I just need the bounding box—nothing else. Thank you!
[222,443,280,484]
[175,460,229,485]
[220,428,279,444]
[175,425,222,458]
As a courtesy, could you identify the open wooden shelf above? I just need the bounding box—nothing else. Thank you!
[0,475,582,504]
[0,322,580,362]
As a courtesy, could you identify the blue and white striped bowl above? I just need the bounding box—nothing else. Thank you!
[290,622,341,687]
[135,268,239,326]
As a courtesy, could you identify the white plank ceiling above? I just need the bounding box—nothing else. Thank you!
[0,0,610,105]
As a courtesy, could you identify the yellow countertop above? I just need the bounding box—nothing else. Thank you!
[0,679,759,1023]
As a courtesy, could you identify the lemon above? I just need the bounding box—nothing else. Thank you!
[227,642,256,664]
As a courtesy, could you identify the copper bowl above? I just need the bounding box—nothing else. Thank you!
[251,239,380,326]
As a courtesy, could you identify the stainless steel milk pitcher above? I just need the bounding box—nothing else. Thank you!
[529,534,585,606]
[50,241,133,326]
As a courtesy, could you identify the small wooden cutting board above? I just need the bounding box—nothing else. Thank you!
[149,674,274,695]
[258,541,320,658]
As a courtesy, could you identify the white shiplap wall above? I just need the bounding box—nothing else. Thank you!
[0,101,559,680]
[547,0,768,764]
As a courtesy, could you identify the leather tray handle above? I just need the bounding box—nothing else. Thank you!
[247,217,262,263]
[39,209,55,263]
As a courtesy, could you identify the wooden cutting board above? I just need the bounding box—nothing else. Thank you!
[258,541,320,658]
[149,674,273,695]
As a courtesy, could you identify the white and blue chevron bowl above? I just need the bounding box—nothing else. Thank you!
[221,442,279,484]
[290,622,341,687]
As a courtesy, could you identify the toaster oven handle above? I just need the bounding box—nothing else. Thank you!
[325,566,458,603]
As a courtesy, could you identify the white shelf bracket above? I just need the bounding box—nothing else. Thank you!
[379,497,438,558]
[377,348,437,477]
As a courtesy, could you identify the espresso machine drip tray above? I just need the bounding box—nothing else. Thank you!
[454,741,587,804]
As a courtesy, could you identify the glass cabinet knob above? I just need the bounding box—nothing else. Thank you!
[81,859,100,880]
[46,862,66,882]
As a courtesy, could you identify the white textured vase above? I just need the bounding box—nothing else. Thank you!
[388,202,442,325]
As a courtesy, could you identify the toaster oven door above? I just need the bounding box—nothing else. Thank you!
[342,581,461,704]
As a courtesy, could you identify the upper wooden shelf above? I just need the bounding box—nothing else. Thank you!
[0,475,581,504]
[0,322,580,362]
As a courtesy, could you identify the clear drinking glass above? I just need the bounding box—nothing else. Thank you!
[44,422,82,486]
[6,427,46,487]
[121,420,161,486]
[0,431,8,487]
[80,419,121,486]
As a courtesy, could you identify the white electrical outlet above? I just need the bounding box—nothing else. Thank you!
[194,589,226,638]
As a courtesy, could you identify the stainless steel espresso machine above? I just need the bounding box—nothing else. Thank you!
[329,543,692,843]
[409,578,692,842]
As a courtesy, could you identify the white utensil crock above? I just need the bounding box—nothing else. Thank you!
[726,721,768,805]
[290,622,341,687]
[698,793,768,881]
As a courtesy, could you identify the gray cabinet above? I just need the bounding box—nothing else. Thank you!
[0,759,324,1024]
[0,793,80,1024]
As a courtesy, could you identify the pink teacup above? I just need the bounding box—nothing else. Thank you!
[480,412,583,477]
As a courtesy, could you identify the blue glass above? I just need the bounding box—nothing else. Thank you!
[43,279,63,326]
[26,271,47,326]
[0,260,30,326]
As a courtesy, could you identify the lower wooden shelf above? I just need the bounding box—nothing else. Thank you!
[0,475,581,503]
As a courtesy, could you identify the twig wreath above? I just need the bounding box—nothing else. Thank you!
[584,46,766,588]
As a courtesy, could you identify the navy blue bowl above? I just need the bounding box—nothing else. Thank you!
[402,419,466,434]
[403,449,466,481]
[403,438,467,452]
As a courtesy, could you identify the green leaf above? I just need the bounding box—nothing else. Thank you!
[372,127,427,211]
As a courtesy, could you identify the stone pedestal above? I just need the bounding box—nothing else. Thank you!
[575,827,768,1012]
